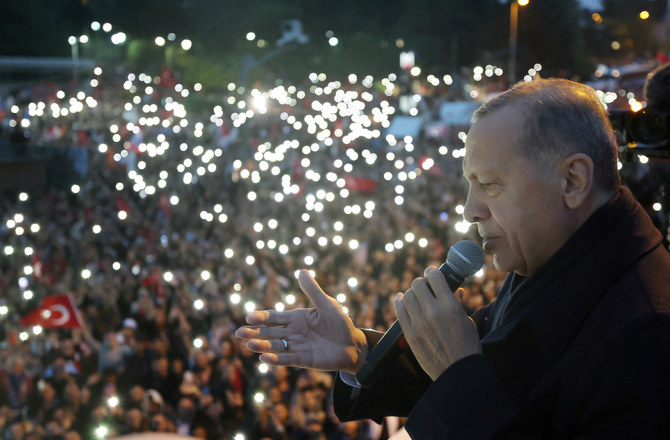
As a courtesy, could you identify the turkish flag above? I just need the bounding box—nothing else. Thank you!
[32,254,43,281]
[20,294,82,329]
[344,175,377,193]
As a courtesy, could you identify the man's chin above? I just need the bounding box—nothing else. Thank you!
[492,255,512,274]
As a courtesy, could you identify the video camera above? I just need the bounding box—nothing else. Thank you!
[609,63,670,160]
[609,106,670,159]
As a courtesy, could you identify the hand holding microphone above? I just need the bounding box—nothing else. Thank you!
[356,241,484,386]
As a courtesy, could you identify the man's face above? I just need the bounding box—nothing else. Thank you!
[463,107,570,277]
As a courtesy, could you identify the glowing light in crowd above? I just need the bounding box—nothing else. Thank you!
[95,425,109,439]
[107,396,120,408]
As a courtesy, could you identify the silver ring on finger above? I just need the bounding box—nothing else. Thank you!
[280,338,289,352]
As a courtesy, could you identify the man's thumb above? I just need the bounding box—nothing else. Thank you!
[298,269,335,309]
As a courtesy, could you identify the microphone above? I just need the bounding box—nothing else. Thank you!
[354,240,484,388]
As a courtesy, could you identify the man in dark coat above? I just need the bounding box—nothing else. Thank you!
[237,79,670,438]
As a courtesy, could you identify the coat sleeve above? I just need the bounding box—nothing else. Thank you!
[332,328,432,423]
[404,354,524,440]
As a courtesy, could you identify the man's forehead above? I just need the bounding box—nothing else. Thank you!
[463,113,523,176]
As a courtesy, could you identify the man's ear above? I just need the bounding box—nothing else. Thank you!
[560,153,594,210]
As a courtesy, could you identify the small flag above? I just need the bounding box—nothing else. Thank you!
[20,294,82,329]
[344,175,377,193]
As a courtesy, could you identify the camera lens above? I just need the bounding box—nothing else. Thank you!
[631,108,668,144]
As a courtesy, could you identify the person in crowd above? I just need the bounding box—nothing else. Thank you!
[0,356,33,410]
[237,79,670,438]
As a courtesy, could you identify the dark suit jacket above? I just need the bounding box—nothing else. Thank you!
[333,188,670,439]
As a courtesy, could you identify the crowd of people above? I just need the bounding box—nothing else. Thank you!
[0,60,665,440]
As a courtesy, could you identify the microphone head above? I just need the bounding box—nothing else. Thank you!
[446,240,484,277]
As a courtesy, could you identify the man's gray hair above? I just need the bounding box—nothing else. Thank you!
[472,78,621,190]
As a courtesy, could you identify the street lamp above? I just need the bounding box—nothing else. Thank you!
[509,0,529,84]
[68,35,88,91]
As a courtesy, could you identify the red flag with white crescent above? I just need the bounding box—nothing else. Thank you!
[20,294,82,329]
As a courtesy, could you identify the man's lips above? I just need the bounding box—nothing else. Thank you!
[482,237,496,251]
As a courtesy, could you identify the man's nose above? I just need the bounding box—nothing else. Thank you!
[463,189,488,224]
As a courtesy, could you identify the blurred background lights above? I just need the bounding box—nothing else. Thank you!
[455,220,472,234]
[95,425,109,439]
[107,396,119,408]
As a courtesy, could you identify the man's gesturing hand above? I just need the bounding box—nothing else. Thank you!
[394,266,482,381]
[236,269,368,374]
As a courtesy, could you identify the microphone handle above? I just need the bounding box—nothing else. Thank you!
[355,319,405,388]
[354,261,465,388]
